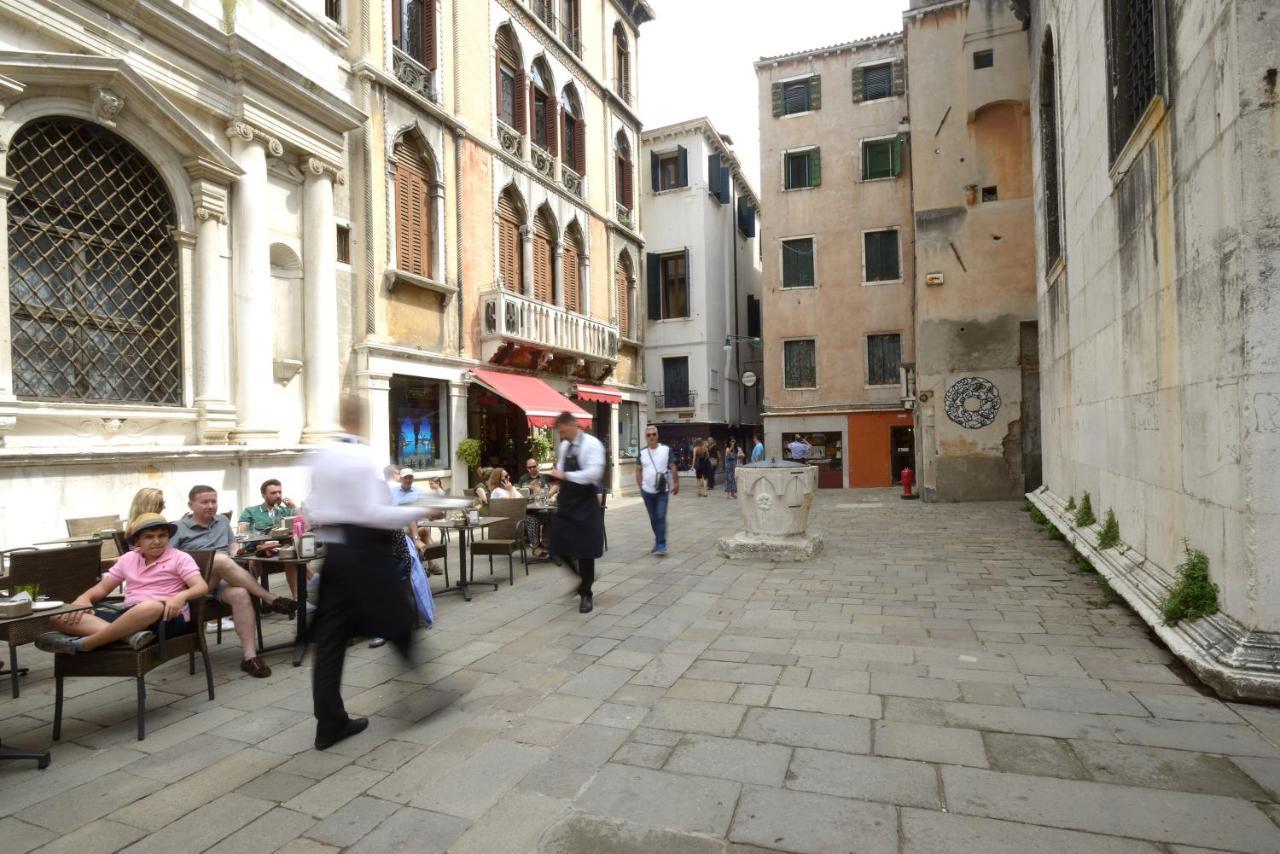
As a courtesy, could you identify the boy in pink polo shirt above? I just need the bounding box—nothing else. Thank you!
[37,514,208,654]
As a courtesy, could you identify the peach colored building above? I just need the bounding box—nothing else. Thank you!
[754,34,916,488]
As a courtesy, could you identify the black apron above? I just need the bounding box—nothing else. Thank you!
[314,525,417,642]
[549,439,605,560]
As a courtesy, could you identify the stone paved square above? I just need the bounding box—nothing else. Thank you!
[1,491,1278,852]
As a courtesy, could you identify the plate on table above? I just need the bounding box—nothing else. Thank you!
[33,600,64,610]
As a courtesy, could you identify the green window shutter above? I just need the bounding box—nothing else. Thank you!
[851,66,865,103]
[800,240,814,285]
[809,148,821,187]
[885,231,900,279]
[891,60,906,96]
[808,75,822,111]
[782,241,795,286]
[865,232,880,280]
[772,82,785,117]
[646,253,661,318]
[891,137,903,176]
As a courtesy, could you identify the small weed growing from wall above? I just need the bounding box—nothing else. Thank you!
[1161,545,1219,626]
[1028,506,1048,526]
[1098,509,1121,549]
[1022,500,1033,513]
[1065,495,1077,512]
[1070,547,1093,574]
[1074,492,1097,528]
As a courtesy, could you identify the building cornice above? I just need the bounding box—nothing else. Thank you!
[902,0,968,21]
[754,32,904,69]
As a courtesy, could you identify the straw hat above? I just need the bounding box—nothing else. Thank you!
[127,513,178,545]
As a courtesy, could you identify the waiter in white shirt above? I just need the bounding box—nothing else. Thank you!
[305,398,438,751]
[547,411,606,613]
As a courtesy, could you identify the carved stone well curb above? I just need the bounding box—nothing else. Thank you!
[718,461,824,562]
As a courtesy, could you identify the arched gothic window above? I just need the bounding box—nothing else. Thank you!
[614,132,633,211]
[495,26,526,133]
[561,86,585,175]
[392,0,437,70]
[615,252,633,338]
[530,59,557,154]
[7,116,181,404]
[563,222,584,314]
[394,138,435,279]
[531,206,556,303]
[613,23,631,103]
[497,186,524,291]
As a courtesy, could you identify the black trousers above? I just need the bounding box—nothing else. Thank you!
[312,529,414,738]
[564,557,595,597]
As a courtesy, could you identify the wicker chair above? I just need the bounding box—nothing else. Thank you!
[1,542,102,698]
[65,515,126,572]
[51,549,217,742]
[470,498,528,585]
[421,529,450,586]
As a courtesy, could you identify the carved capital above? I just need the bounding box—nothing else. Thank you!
[190,178,230,223]
[91,87,125,128]
[226,121,284,157]
[304,156,346,186]
[519,224,532,238]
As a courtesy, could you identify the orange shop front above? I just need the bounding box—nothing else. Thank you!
[847,410,915,488]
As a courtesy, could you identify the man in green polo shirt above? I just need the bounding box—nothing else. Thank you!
[239,479,298,533]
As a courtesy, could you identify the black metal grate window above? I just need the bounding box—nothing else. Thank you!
[7,117,181,405]
[1107,0,1159,158]
[783,339,816,389]
[1040,34,1064,270]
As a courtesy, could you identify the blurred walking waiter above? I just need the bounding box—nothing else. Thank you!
[305,399,433,750]
[547,411,606,613]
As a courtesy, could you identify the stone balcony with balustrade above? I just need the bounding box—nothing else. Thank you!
[480,287,619,377]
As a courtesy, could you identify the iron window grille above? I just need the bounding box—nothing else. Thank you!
[783,339,817,389]
[1040,33,1064,270]
[1106,0,1162,160]
[867,334,901,386]
[7,117,182,406]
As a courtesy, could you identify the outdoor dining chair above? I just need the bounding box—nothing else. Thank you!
[50,549,217,742]
[1,541,101,698]
[471,498,528,585]
[65,515,126,572]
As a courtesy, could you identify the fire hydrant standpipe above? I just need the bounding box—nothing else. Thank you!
[900,467,918,500]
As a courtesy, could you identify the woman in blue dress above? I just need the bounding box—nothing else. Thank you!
[723,438,741,498]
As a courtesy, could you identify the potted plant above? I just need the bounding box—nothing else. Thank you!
[455,438,483,485]
[527,429,555,466]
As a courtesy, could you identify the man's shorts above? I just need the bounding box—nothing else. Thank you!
[94,605,192,639]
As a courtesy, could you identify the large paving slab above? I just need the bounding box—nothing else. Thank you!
[0,490,1274,853]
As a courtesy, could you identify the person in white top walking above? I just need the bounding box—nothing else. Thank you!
[547,412,606,613]
[636,425,679,555]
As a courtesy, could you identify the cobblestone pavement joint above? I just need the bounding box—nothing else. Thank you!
[2,489,1280,853]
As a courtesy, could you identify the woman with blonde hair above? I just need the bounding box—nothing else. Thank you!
[488,467,514,500]
[128,487,165,524]
[474,467,493,504]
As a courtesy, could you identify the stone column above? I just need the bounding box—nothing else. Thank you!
[553,242,564,307]
[449,380,470,489]
[609,402,621,498]
[520,224,534,297]
[227,122,281,444]
[357,370,392,467]
[301,158,344,442]
[581,254,592,317]
[430,181,446,282]
[188,170,236,442]
[0,176,20,443]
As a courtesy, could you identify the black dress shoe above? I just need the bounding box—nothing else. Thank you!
[579,595,593,613]
[314,716,368,751]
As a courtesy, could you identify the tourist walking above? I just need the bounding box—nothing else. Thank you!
[751,432,765,463]
[692,438,708,497]
[724,438,742,499]
[636,425,678,554]
[305,398,435,751]
[547,412,606,613]
[706,438,719,492]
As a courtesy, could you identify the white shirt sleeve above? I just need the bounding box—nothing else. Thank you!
[307,442,427,530]
[562,432,606,485]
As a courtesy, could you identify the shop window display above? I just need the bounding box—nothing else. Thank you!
[390,376,447,471]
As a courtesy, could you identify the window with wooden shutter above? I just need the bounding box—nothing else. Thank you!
[862,139,899,180]
[782,238,815,288]
[863,229,900,282]
[393,0,436,68]
[497,189,523,292]
[616,134,633,210]
[746,295,761,338]
[563,228,582,313]
[659,252,689,319]
[616,259,631,337]
[737,197,756,237]
[496,28,525,133]
[771,81,785,117]
[784,151,809,190]
[782,81,810,115]
[394,143,433,279]
[532,209,555,303]
[613,24,631,101]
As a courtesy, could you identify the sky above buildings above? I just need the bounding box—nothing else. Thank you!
[639,0,910,194]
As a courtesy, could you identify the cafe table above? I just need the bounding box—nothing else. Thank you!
[418,517,501,602]
[232,549,322,667]
[0,602,91,768]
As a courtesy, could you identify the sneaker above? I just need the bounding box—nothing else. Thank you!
[35,632,80,655]
[127,631,156,651]
[269,597,299,616]
[654,546,668,556]
[240,656,272,678]
[206,617,236,634]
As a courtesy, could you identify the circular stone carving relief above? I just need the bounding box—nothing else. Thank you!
[944,376,1002,429]
[755,493,774,512]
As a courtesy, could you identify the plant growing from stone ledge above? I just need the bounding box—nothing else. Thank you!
[1065,495,1077,513]
[1098,509,1121,549]
[1028,505,1048,526]
[1161,545,1219,626]
[1074,491,1097,528]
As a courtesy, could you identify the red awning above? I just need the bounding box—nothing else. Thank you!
[573,384,623,405]
[470,369,592,429]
